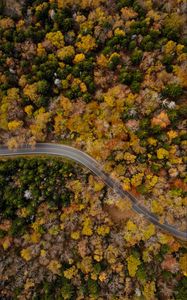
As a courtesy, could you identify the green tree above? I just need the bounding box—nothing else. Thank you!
[162,84,183,99]
[131,48,143,65]
[37,80,50,95]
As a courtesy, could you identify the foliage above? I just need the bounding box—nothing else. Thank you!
[0,0,186,298]
[0,155,186,298]
[76,34,96,53]
[175,277,187,300]
[127,255,141,277]
[131,48,143,65]
[0,158,73,222]
[162,83,183,99]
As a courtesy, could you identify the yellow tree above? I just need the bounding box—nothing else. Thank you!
[76,35,96,53]
[30,108,51,141]
[54,113,64,135]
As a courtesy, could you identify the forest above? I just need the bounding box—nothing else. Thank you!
[0,0,187,299]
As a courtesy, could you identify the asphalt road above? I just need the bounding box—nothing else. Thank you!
[0,143,186,241]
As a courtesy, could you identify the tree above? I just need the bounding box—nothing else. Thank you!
[141,35,154,51]
[45,31,64,48]
[8,120,23,131]
[37,80,50,95]
[131,48,143,65]
[30,108,51,141]
[57,46,75,62]
[75,34,96,53]
[130,81,141,93]
[162,84,183,99]
[108,53,121,70]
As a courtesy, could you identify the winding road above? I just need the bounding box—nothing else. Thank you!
[0,143,186,241]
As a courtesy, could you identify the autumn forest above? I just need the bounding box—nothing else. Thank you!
[0,0,187,299]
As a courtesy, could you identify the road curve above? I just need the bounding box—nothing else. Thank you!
[0,143,186,241]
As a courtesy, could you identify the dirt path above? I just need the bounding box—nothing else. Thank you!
[103,203,136,224]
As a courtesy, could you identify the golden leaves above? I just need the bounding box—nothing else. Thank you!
[31,217,45,232]
[58,0,107,9]
[167,130,178,140]
[173,65,187,88]
[164,12,186,31]
[99,272,107,282]
[121,7,138,20]
[23,83,38,102]
[96,54,108,67]
[103,85,125,111]
[157,148,169,160]
[24,279,35,290]
[88,175,105,192]
[124,221,156,245]
[57,46,75,61]
[54,113,64,135]
[7,137,19,149]
[24,105,33,117]
[131,173,144,187]
[76,34,96,53]
[158,233,174,245]
[8,120,23,131]
[164,41,176,55]
[145,174,158,188]
[40,249,46,257]
[37,43,46,57]
[97,225,110,236]
[71,231,80,240]
[151,111,170,128]
[179,254,187,276]
[142,224,155,240]
[30,108,51,141]
[45,31,64,48]
[30,232,41,244]
[124,152,136,163]
[143,281,156,300]
[1,236,12,250]
[18,75,27,88]
[105,245,119,264]
[59,95,73,116]
[79,256,93,274]
[0,18,14,29]
[82,217,93,236]
[126,220,137,232]
[73,53,85,64]
[47,260,62,275]
[104,94,114,107]
[21,248,32,261]
[151,200,164,215]
[114,28,126,36]
[64,265,77,279]
[148,137,157,146]
[80,82,87,92]
[126,255,141,277]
